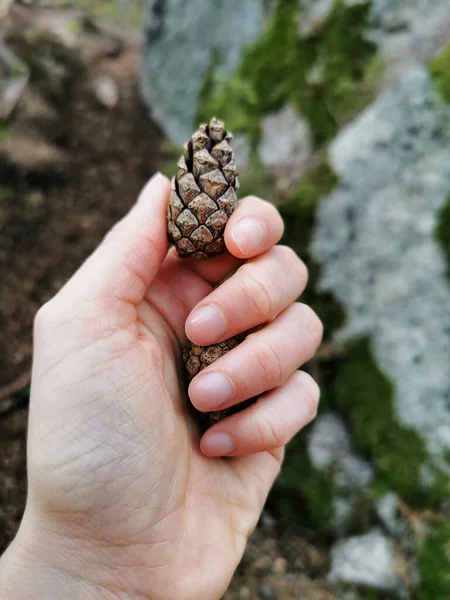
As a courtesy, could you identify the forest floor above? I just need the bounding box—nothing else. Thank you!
[0,4,335,599]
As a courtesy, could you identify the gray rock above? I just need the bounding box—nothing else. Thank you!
[298,0,366,36]
[0,41,29,121]
[308,412,374,491]
[92,75,119,109]
[376,492,406,537]
[258,583,278,600]
[141,0,275,144]
[258,104,313,189]
[328,528,401,591]
[312,67,450,472]
[367,0,450,85]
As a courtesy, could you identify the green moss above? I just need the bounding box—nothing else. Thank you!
[0,124,11,142]
[198,0,377,146]
[435,196,450,278]
[335,338,434,504]
[418,521,450,600]
[0,187,13,203]
[71,0,144,27]
[279,159,345,335]
[267,431,335,532]
[429,44,450,103]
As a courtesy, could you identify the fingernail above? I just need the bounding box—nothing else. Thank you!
[190,372,234,410]
[231,219,264,255]
[187,304,227,343]
[201,432,235,457]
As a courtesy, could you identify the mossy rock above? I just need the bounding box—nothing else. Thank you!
[429,43,450,103]
[334,338,449,507]
[198,0,378,146]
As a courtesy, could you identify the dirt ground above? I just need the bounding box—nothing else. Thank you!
[0,5,335,598]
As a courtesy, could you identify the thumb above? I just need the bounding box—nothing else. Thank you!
[58,173,171,307]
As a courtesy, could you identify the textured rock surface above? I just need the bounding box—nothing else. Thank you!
[328,529,401,591]
[312,67,450,471]
[308,413,374,533]
[308,413,374,491]
[258,105,313,189]
[141,0,275,144]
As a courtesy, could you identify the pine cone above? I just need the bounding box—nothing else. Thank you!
[183,333,256,430]
[167,117,239,259]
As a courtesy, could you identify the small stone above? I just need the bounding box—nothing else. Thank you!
[253,555,272,574]
[258,583,278,600]
[92,75,119,109]
[25,191,45,209]
[328,528,401,591]
[239,586,251,600]
[272,557,287,574]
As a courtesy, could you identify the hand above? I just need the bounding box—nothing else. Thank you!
[0,174,322,600]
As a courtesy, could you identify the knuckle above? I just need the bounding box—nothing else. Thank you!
[240,270,277,320]
[297,371,320,421]
[254,341,284,389]
[254,408,284,449]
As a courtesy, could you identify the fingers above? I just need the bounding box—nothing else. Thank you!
[189,303,323,412]
[56,173,171,307]
[200,371,320,457]
[225,195,284,258]
[180,195,284,284]
[186,245,308,346]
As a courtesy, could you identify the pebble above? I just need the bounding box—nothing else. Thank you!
[258,584,278,600]
[92,75,119,109]
[272,557,287,574]
[239,587,251,600]
[253,555,272,573]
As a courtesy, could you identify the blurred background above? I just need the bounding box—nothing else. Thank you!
[0,1,449,598]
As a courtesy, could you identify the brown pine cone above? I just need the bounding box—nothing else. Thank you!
[167,117,239,259]
[183,333,256,431]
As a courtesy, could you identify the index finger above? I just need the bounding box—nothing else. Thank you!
[185,195,284,284]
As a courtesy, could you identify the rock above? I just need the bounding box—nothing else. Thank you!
[367,0,450,85]
[298,0,334,36]
[272,557,287,574]
[308,413,374,491]
[328,528,401,591]
[141,0,276,144]
[258,583,278,600]
[92,75,119,109]
[0,40,29,120]
[253,555,272,574]
[257,104,313,190]
[0,135,69,172]
[239,587,251,600]
[298,0,366,36]
[312,67,450,471]
[0,0,13,19]
[376,492,406,537]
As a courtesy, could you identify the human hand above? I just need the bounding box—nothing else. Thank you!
[0,174,322,600]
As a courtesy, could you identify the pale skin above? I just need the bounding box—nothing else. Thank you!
[0,174,323,600]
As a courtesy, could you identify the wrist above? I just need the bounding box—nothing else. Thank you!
[0,513,122,600]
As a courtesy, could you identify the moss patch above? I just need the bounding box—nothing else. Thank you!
[198,0,377,146]
[267,431,335,533]
[279,159,345,335]
[429,44,450,103]
[334,338,445,505]
[71,0,144,27]
[418,521,450,600]
[435,196,450,279]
